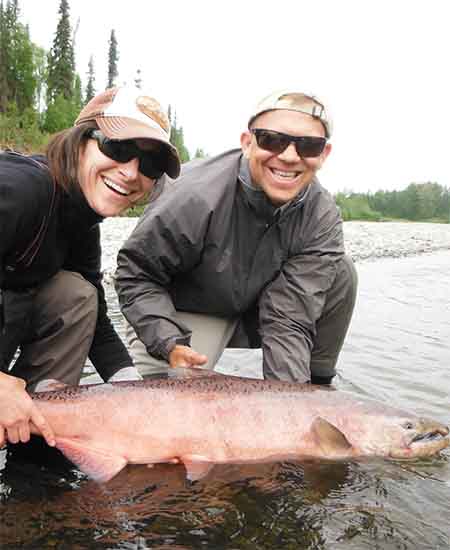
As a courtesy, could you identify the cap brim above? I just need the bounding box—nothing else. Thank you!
[97,116,181,178]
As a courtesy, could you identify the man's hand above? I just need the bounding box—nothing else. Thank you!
[0,373,55,448]
[169,345,208,369]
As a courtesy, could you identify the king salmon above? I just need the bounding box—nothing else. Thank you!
[30,373,449,482]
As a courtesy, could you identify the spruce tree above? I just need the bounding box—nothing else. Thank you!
[85,55,95,102]
[72,73,83,112]
[0,0,37,112]
[169,108,190,163]
[46,0,75,102]
[0,1,13,111]
[107,29,118,88]
[44,0,85,132]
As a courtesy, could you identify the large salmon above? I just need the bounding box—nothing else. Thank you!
[30,373,449,482]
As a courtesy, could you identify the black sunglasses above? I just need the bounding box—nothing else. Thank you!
[89,130,165,179]
[251,129,327,158]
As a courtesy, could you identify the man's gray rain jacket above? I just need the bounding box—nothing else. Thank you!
[115,149,344,382]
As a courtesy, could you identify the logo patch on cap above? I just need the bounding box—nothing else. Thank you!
[136,96,170,134]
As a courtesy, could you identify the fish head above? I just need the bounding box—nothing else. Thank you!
[358,414,450,459]
[390,416,449,458]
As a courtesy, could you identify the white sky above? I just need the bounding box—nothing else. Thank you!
[19,0,450,193]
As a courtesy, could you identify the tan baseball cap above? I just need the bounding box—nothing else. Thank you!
[75,86,181,178]
[248,90,333,138]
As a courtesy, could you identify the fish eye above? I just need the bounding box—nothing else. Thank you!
[403,422,414,430]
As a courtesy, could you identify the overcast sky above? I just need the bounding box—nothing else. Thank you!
[20,0,449,193]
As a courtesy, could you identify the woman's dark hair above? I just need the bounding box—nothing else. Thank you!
[46,121,98,192]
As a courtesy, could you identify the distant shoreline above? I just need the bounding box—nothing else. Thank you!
[343,220,450,262]
[100,218,450,279]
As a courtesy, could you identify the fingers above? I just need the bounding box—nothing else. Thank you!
[6,426,20,444]
[30,409,56,447]
[18,423,31,444]
[0,373,55,447]
[169,345,208,369]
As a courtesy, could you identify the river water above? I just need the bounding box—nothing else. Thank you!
[0,221,449,549]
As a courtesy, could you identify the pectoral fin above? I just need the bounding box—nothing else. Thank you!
[180,456,215,481]
[311,417,353,457]
[56,438,127,482]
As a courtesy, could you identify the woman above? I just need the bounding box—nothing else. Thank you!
[0,85,180,448]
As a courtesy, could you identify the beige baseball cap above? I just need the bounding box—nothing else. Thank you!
[248,90,333,138]
[75,85,181,178]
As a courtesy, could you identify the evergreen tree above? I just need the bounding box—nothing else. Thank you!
[194,148,206,159]
[46,0,75,102]
[44,0,85,132]
[72,73,83,111]
[168,108,190,163]
[0,0,37,112]
[85,55,95,102]
[107,29,118,88]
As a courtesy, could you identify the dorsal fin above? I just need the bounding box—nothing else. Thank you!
[33,379,69,393]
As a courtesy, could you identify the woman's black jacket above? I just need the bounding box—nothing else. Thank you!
[0,151,131,380]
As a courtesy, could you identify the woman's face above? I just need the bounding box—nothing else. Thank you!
[78,137,158,217]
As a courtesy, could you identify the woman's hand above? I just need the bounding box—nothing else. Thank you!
[0,373,55,448]
[169,345,208,369]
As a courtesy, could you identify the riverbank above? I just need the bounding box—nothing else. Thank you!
[100,219,450,277]
[343,220,450,261]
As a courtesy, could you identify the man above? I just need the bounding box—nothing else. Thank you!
[115,90,357,383]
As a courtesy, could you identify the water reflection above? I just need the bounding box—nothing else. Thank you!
[1,437,449,548]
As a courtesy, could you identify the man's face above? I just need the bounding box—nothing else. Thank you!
[241,110,331,206]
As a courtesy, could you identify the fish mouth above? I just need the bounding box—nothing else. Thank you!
[410,426,449,448]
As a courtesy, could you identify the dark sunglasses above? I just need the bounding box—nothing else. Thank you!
[251,129,327,158]
[89,130,165,179]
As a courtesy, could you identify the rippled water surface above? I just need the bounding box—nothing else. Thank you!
[0,223,449,549]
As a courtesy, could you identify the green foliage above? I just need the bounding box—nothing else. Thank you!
[43,93,78,133]
[0,0,39,112]
[367,182,450,221]
[73,73,83,110]
[335,193,381,221]
[46,0,75,102]
[168,106,190,162]
[0,1,207,159]
[337,183,450,223]
[43,0,84,133]
[0,102,49,151]
[107,29,118,88]
[194,148,207,159]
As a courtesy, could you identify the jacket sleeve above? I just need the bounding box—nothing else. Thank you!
[258,193,345,383]
[63,225,132,380]
[0,153,43,286]
[115,192,211,360]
